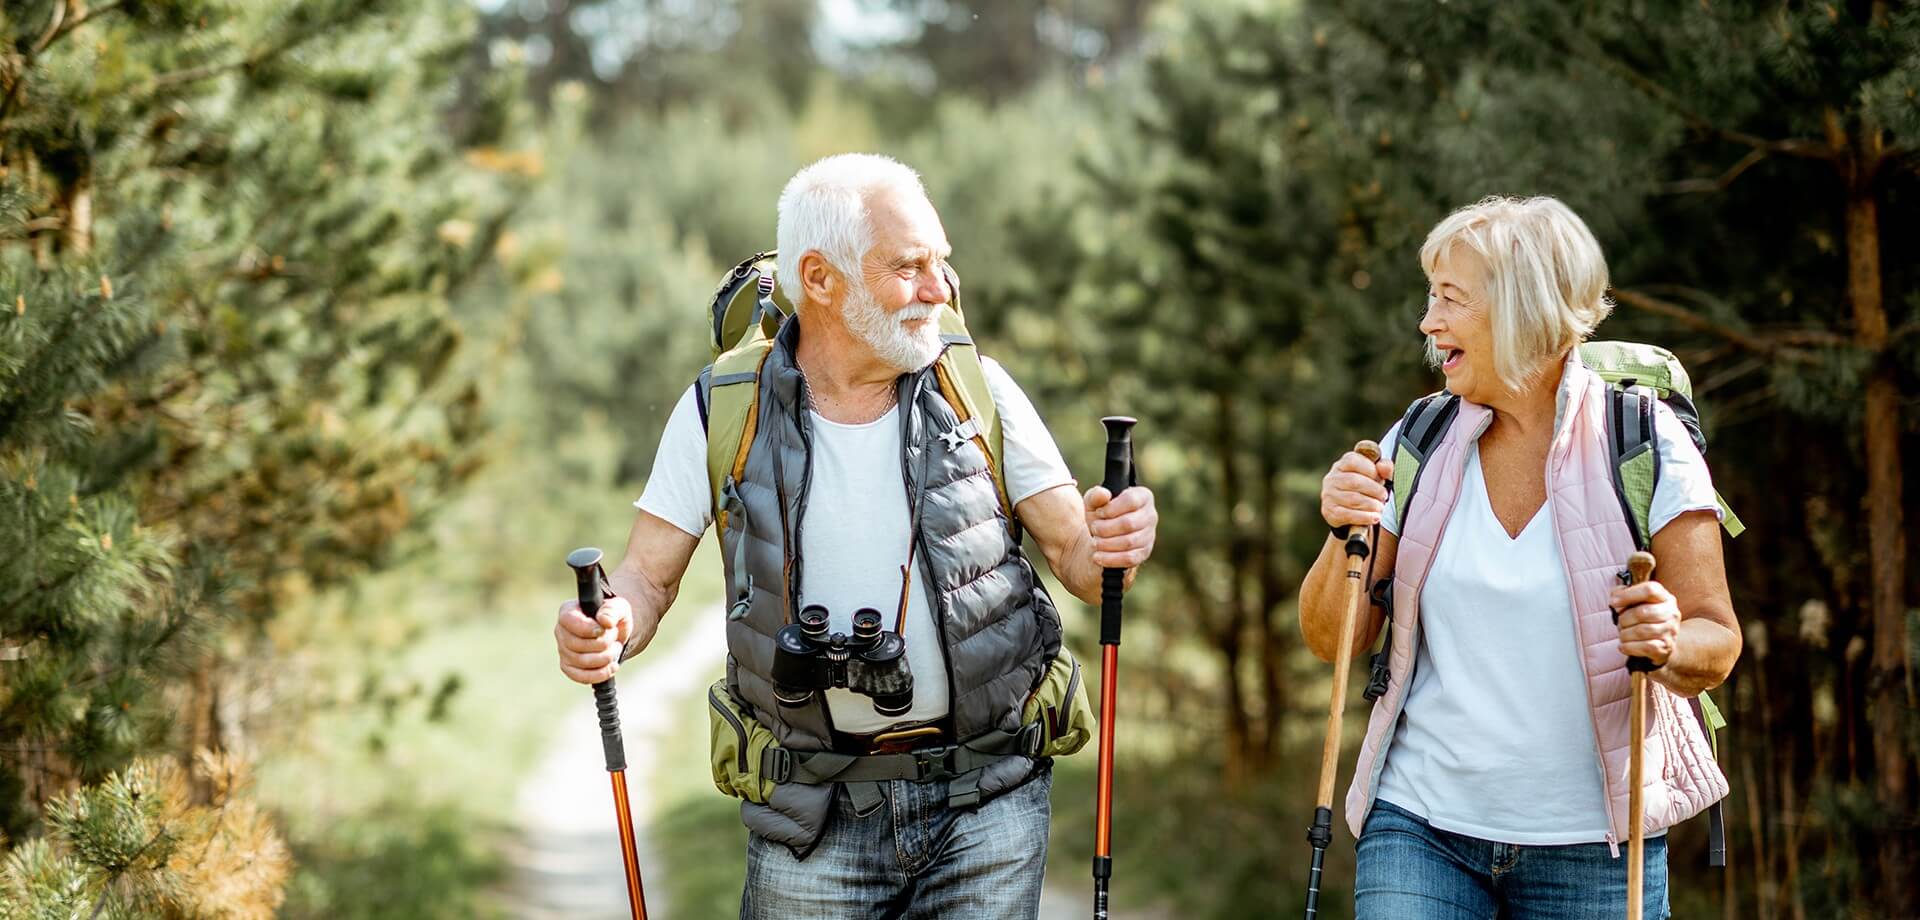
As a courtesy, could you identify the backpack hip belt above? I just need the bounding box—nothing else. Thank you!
[763,722,1045,809]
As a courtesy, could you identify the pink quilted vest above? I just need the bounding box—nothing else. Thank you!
[1343,353,1729,854]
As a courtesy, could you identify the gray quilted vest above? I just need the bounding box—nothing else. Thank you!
[717,318,1062,853]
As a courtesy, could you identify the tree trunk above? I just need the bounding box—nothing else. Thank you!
[1837,119,1912,911]
[1218,629,1251,789]
[59,167,91,256]
[1211,387,1258,783]
[1254,401,1287,772]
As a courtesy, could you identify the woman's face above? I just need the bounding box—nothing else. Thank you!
[1419,244,1499,402]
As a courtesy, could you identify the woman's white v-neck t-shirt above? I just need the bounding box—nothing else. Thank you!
[1373,444,1615,844]
[1371,402,1720,844]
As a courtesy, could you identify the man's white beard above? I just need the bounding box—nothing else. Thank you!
[843,286,945,372]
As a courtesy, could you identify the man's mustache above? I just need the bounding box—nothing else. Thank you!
[896,302,939,322]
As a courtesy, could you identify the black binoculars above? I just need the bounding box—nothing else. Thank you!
[770,605,914,717]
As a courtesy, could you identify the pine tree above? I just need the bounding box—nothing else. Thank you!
[0,0,534,910]
[1058,0,1918,913]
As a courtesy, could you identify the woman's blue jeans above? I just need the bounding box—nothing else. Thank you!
[1356,799,1669,920]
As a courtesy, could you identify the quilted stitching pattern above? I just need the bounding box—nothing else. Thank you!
[1345,356,1727,841]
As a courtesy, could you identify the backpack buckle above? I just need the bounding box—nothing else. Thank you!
[764,748,793,784]
[913,745,958,781]
[1018,720,1044,758]
[938,418,981,452]
[1364,652,1391,702]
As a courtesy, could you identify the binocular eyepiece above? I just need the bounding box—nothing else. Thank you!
[771,605,914,717]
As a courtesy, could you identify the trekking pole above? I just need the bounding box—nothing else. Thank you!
[1092,416,1136,920]
[566,547,648,920]
[1621,550,1656,920]
[1304,440,1381,920]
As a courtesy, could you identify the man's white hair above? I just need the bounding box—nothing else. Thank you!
[1421,196,1614,390]
[776,153,928,308]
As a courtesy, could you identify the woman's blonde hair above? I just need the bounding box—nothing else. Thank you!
[1421,196,1613,390]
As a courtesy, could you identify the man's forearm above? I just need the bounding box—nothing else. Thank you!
[611,560,676,661]
[1054,531,1136,606]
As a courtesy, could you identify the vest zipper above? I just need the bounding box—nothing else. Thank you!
[900,368,961,731]
[1564,373,1626,849]
[1363,410,1492,816]
[1543,421,1623,850]
[789,371,834,733]
[790,377,814,612]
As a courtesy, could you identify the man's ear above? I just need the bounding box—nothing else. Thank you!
[798,250,839,308]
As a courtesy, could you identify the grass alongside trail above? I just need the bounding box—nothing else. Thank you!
[260,574,584,918]
[651,674,752,916]
[253,446,723,918]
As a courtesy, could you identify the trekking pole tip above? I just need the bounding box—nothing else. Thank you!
[1355,440,1380,462]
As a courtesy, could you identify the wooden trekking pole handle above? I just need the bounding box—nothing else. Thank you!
[1623,550,1654,920]
[1619,552,1658,673]
[1314,440,1379,809]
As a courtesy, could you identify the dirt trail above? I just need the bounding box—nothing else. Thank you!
[501,606,727,919]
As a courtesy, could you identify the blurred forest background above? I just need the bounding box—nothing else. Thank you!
[2,0,1916,917]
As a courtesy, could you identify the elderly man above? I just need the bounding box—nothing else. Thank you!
[551,153,1159,918]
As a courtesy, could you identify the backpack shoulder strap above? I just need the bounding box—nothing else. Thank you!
[925,266,1016,538]
[1390,392,1461,534]
[704,337,775,532]
[1604,379,1747,547]
[696,365,714,433]
[1605,382,1661,552]
[931,327,1013,535]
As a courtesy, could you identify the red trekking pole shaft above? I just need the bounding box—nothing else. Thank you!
[568,547,648,920]
[1092,416,1136,920]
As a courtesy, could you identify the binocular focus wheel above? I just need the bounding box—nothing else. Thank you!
[773,689,815,708]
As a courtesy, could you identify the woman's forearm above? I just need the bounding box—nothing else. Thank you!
[1299,535,1384,662]
[1651,615,1740,697]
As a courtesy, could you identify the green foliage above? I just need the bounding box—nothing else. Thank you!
[479,0,823,114]
[861,0,1158,102]
[279,807,502,920]
[0,754,290,919]
[0,0,538,910]
[1032,0,1920,912]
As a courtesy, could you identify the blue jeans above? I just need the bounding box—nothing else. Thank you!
[1356,800,1668,920]
[741,767,1051,919]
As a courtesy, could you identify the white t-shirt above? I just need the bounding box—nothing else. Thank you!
[1373,401,1722,845]
[636,356,1075,734]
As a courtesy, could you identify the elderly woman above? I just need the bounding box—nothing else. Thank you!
[1298,196,1739,919]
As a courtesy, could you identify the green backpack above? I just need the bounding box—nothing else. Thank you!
[692,249,1015,536]
[1377,340,1735,866]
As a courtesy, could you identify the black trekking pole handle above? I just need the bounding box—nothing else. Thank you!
[1092,416,1136,920]
[1099,416,1137,647]
[566,546,648,918]
[568,547,627,773]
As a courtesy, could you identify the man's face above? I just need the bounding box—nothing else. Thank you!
[840,187,952,372]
